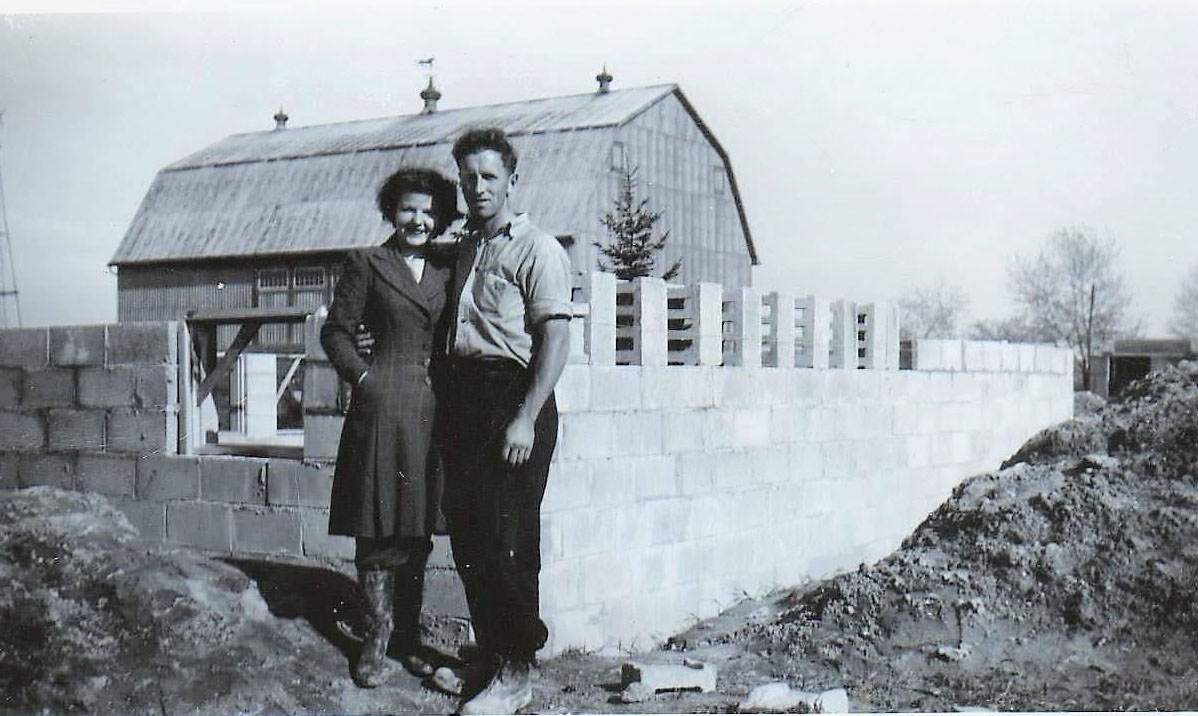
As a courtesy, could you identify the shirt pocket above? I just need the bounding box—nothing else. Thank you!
[475,269,518,314]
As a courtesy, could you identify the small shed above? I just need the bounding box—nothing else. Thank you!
[1093,338,1195,398]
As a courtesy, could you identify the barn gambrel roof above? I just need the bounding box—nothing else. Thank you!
[111,84,756,266]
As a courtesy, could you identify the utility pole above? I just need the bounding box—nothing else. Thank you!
[0,110,22,328]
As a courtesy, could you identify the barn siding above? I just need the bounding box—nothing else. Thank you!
[611,95,752,287]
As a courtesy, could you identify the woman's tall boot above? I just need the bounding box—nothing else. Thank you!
[391,551,435,677]
[352,568,394,688]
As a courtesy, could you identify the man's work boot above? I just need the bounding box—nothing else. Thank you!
[458,657,532,715]
[352,569,395,688]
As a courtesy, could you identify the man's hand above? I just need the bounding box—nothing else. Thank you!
[354,323,375,357]
[502,414,536,466]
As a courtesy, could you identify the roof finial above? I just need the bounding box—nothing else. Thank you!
[596,65,613,94]
[420,76,442,114]
[273,107,289,130]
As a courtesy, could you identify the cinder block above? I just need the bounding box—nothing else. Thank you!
[137,455,200,500]
[731,408,772,447]
[675,451,715,495]
[166,500,232,551]
[0,453,18,489]
[590,367,642,411]
[1034,345,1055,373]
[557,507,618,557]
[0,410,45,450]
[543,459,591,512]
[633,456,677,499]
[266,458,332,508]
[77,367,136,408]
[540,557,582,611]
[303,414,343,461]
[588,457,637,506]
[613,412,663,457]
[106,409,173,455]
[752,445,789,484]
[711,368,757,408]
[22,368,75,408]
[713,449,753,489]
[0,367,21,408]
[0,327,48,367]
[542,604,604,655]
[299,508,354,560]
[114,498,166,540]
[232,506,302,556]
[555,364,591,413]
[199,456,268,504]
[47,409,106,451]
[663,411,705,453]
[701,410,735,450]
[19,453,75,489]
[76,453,137,497]
[557,412,614,460]
[646,499,689,546]
[641,366,715,410]
[302,361,341,413]
[581,551,634,601]
[132,365,177,408]
[106,322,178,365]
[50,326,106,367]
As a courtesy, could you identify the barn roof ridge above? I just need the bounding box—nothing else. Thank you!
[165,83,680,171]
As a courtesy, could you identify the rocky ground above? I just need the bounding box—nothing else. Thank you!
[2,362,1197,714]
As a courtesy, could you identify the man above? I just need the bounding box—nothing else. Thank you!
[438,126,572,714]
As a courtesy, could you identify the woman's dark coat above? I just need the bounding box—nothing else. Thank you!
[320,236,450,538]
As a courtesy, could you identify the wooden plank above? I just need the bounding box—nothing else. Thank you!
[195,320,264,406]
[187,305,312,324]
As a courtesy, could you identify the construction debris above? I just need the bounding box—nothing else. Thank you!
[619,658,717,702]
[739,682,850,713]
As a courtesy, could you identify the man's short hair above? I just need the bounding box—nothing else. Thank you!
[376,167,461,233]
[452,127,518,173]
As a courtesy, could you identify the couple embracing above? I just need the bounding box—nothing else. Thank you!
[320,127,572,714]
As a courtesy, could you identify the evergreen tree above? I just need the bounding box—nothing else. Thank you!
[595,165,682,281]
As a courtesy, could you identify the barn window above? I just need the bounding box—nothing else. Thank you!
[609,142,626,171]
[713,165,726,194]
[294,267,326,289]
[257,269,288,291]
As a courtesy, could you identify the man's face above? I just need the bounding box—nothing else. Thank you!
[457,149,515,223]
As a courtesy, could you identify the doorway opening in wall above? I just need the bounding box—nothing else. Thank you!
[202,351,305,459]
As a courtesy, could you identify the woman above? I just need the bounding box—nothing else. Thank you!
[320,167,459,688]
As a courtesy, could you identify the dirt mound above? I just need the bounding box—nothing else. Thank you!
[748,361,1198,711]
[0,487,456,716]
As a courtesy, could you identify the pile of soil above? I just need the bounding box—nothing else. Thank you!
[2,361,1196,714]
[740,360,1198,711]
[0,487,461,715]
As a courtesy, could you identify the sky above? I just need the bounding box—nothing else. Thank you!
[1,0,1196,334]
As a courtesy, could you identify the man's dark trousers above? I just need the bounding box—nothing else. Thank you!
[440,357,557,660]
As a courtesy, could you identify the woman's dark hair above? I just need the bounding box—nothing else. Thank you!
[451,127,518,173]
[376,167,461,233]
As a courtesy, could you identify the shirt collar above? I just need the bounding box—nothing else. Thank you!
[467,213,531,243]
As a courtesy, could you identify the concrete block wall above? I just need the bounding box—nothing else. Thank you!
[536,343,1073,654]
[1,321,1074,657]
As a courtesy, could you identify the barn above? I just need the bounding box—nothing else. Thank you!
[109,74,758,445]
[111,73,758,337]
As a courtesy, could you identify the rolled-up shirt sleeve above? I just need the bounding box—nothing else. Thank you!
[521,238,574,324]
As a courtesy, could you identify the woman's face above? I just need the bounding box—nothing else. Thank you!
[392,191,436,249]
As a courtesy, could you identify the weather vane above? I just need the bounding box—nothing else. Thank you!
[416,57,435,79]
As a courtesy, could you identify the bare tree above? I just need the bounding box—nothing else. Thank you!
[1008,227,1137,390]
[1169,261,1198,346]
[968,315,1042,343]
[897,282,970,340]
